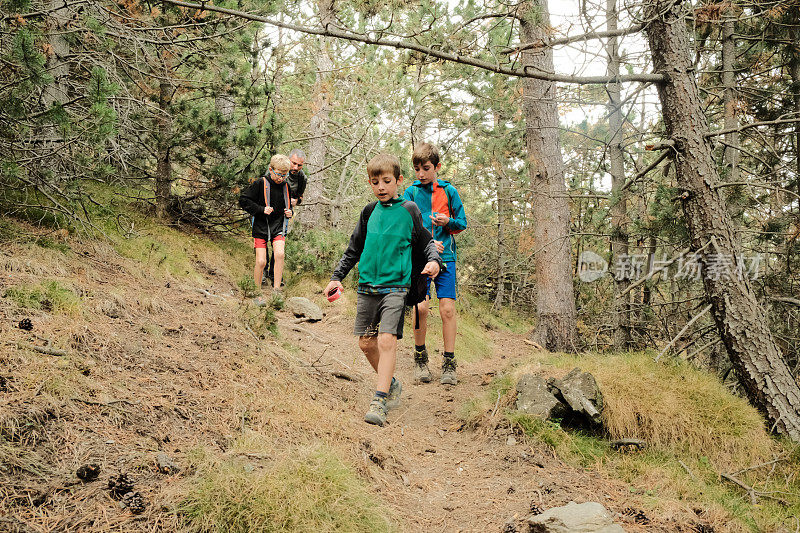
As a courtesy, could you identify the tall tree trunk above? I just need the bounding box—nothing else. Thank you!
[607,0,631,350]
[493,112,509,310]
[156,74,174,218]
[42,0,70,110]
[721,11,739,184]
[520,0,578,352]
[303,0,335,226]
[42,0,70,169]
[645,0,800,441]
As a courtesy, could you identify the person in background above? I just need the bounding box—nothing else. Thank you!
[238,154,293,305]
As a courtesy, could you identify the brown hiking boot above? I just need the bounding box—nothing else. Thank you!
[414,348,432,383]
[441,356,457,385]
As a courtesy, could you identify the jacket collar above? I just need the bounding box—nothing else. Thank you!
[379,196,404,207]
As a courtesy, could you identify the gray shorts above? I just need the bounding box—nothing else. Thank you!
[353,291,408,339]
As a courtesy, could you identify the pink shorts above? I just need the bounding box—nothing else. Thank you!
[254,236,285,248]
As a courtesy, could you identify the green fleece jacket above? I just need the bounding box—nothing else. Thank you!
[331,197,440,290]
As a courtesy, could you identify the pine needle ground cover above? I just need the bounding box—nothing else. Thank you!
[472,351,800,532]
[0,201,397,531]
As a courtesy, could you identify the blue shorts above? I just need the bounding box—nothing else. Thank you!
[427,261,457,300]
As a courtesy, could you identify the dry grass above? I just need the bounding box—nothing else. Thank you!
[500,350,800,532]
[179,439,397,533]
[535,351,775,468]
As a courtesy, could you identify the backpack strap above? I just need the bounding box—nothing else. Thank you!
[282,182,290,234]
[262,176,272,241]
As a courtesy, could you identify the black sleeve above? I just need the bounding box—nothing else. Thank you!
[239,179,264,217]
[331,202,376,281]
[295,171,307,203]
[407,202,442,267]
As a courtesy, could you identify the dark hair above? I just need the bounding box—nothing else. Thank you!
[366,153,402,180]
[412,142,440,167]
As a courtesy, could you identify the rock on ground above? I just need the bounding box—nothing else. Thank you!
[548,368,604,425]
[285,297,323,321]
[515,374,568,420]
[528,501,625,533]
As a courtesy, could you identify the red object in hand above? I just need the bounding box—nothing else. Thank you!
[327,287,342,302]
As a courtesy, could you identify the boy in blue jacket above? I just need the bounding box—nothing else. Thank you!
[403,142,467,385]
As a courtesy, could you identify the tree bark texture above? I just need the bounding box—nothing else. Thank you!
[520,0,578,352]
[493,115,509,310]
[156,75,174,218]
[645,0,800,441]
[42,0,70,109]
[607,0,631,350]
[721,13,739,183]
[302,0,335,226]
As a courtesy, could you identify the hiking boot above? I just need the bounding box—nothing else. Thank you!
[414,348,432,383]
[386,378,402,410]
[364,398,388,426]
[441,357,457,385]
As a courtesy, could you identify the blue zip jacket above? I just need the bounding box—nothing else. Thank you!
[403,178,467,263]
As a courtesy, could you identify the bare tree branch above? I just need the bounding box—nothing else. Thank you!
[160,0,665,84]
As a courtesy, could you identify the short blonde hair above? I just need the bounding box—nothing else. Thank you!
[269,154,291,172]
[366,153,401,180]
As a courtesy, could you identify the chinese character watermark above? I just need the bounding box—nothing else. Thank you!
[577,251,763,282]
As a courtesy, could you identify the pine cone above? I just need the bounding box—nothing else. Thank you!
[529,502,543,515]
[76,464,101,481]
[122,491,146,514]
[694,525,715,533]
[18,318,33,331]
[108,473,134,499]
[622,507,650,524]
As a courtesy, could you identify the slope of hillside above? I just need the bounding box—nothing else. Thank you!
[1,213,798,532]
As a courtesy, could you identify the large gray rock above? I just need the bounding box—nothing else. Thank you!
[516,375,568,420]
[285,297,323,321]
[549,368,604,425]
[528,501,625,533]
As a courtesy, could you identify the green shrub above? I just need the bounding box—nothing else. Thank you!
[285,228,349,279]
[238,275,258,298]
[3,280,81,315]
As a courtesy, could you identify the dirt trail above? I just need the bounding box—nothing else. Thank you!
[283,302,658,532]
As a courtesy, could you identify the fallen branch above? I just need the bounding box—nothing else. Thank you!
[288,324,330,345]
[719,472,758,505]
[655,304,713,362]
[331,370,359,381]
[196,288,226,301]
[19,342,68,357]
[71,397,140,407]
[678,460,697,483]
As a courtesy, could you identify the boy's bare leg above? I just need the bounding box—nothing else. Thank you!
[253,248,268,289]
[272,239,285,290]
[412,297,430,346]
[359,336,379,372]
[440,298,457,352]
[375,332,397,393]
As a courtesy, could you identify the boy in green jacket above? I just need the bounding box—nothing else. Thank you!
[325,154,441,426]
